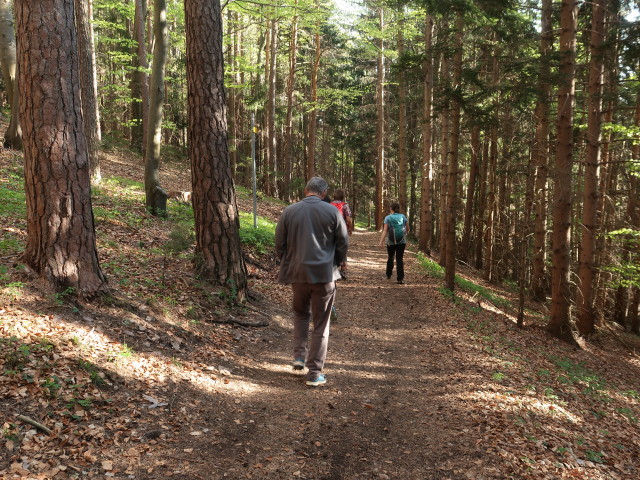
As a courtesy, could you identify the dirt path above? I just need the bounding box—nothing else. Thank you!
[151,231,494,480]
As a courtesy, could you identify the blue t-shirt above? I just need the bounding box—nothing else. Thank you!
[384,213,407,245]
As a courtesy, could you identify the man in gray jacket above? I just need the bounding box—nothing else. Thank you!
[275,177,349,387]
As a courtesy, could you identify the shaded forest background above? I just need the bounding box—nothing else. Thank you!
[1,1,640,478]
[1,3,639,347]
[81,0,640,338]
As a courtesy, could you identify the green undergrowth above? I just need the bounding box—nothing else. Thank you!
[417,252,511,309]
[238,212,276,253]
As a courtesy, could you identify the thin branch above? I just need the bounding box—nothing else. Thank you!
[16,415,52,435]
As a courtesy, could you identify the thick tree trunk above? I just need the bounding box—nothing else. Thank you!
[75,0,101,182]
[576,0,606,336]
[375,7,385,230]
[548,0,579,345]
[444,12,463,292]
[184,0,247,301]
[131,0,149,157]
[0,0,21,149]
[16,0,106,296]
[419,14,434,254]
[397,9,408,215]
[144,0,168,215]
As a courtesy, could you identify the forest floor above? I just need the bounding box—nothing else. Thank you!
[2,144,640,480]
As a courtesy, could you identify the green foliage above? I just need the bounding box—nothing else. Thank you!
[41,376,62,398]
[553,358,607,394]
[238,212,276,254]
[417,253,510,308]
[77,359,106,386]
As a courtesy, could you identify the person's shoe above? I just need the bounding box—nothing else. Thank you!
[330,306,338,322]
[292,359,305,370]
[306,375,327,387]
[386,275,391,280]
[397,280,404,284]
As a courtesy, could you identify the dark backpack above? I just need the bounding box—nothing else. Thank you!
[387,214,406,244]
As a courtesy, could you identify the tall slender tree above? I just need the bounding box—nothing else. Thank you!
[145,0,168,215]
[576,0,607,336]
[16,0,106,296]
[548,0,579,344]
[375,6,385,229]
[419,13,434,254]
[0,0,21,149]
[75,0,101,182]
[531,0,554,301]
[184,0,247,300]
[444,11,463,292]
[131,0,149,156]
[397,5,408,215]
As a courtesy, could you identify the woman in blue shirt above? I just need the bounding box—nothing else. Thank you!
[378,201,409,284]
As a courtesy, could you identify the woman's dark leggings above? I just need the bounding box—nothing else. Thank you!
[386,243,405,282]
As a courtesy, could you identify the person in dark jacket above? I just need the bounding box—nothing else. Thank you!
[275,177,349,387]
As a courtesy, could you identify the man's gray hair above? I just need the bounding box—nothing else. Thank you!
[305,176,329,196]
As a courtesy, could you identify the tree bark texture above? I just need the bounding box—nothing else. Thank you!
[444,12,463,292]
[283,1,298,202]
[184,0,247,300]
[266,18,278,197]
[16,0,106,296]
[0,0,21,149]
[531,0,554,301]
[419,15,433,254]
[131,0,149,157]
[307,16,320,181]
[75,0,101,182]
[375,7,385,230]
[548,0,579,344]
[397,9,408,215]
[144,0,167,215]
[460,125,479,263]
[576,0,606,336]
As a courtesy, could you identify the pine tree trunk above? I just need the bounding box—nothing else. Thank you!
[266,19,278,197]
[0,0,21,149]
[548,0,579,345]
[75,0,102,182]
[283,1,299,202]
[444,12,463,292]
[262,18,272,192]
[397,9,408,215]
[16,0,106,296]
[460,125,479,263]
[484,123,498,281]
[307,14,320,181]
[144,0,168,215]
[131,0,148,157]
[474,139,488,269]
[531,0,553,301]
[184,0,247,301]
[438,97,449,267]
[576,0,606,336]
[419,14,434,255]
[375,7,385,230]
